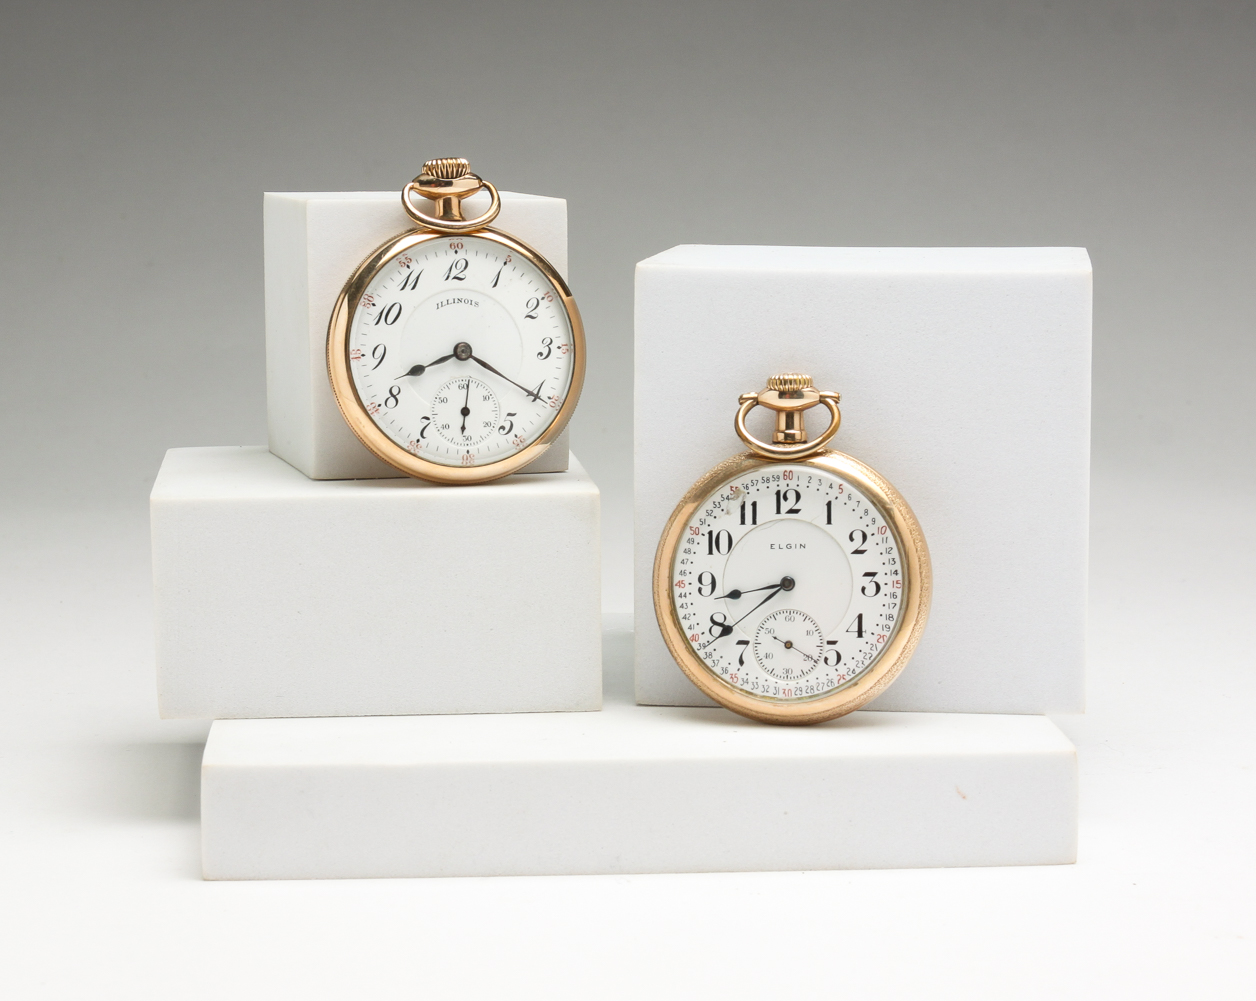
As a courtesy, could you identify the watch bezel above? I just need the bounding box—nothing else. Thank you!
[327,227,585,484]
[653,449,932,725]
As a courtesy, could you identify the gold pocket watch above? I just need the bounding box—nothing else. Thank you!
[327,158,585,484]
[654,374,932,725]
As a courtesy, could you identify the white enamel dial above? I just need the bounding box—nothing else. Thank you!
[348,234,575,467]
[671,463,905,703]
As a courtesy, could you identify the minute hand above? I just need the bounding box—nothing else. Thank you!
[470,355,544,402]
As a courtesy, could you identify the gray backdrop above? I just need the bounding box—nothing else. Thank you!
[1,0,1253,610]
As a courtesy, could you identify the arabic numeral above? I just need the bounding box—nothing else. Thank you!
[524,297,541,319]
[384,385,401,409]
[374,302,402,325]
[497,412,517,435]
[697,571,716,597]
[706,529,732,556]
[444,258,468,281]
[775,488,801,515]
[537,336,553,359]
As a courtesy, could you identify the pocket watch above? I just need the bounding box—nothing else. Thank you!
[327,158,585,484]
[653,374,932,725]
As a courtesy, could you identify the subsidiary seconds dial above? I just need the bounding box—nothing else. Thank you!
[672,464,906,703]
[347,234,575,468]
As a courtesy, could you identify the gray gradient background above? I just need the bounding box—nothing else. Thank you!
[2,3,1255,995]
[2,1,1253,610]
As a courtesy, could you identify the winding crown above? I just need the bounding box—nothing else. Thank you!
[767,373,813,394]
[422,157,472,180]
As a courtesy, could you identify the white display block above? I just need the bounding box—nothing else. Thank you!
[200,700,1077,880]
[152,446,600,719]
[265,188,570,480]
[635,246,1091,714]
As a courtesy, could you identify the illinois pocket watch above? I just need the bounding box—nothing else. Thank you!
[654,374,931,725]
[327,158,585,484]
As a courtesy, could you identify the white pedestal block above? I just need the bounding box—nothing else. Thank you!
[265,188,570,480]
[200,700,1077,880]
[635,246,1091,714]
[152,446,600,719]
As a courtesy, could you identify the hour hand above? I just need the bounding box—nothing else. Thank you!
[396,353,455,380]
[714,576,795,601]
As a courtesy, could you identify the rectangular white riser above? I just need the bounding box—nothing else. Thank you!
[634,245,1091,714]
[152,446,601,719]
[201,702,1077,880]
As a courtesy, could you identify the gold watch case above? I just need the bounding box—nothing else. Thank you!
[652,375,932,725]
[326,159,586,485]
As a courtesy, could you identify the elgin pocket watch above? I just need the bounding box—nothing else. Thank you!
[327,158,585,484]
[654,374,931,725]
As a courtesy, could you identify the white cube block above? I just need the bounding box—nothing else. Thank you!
[265,188,570,479]
[635,246,1091,713]
[152,446,600,718]
[200,702,1077,880]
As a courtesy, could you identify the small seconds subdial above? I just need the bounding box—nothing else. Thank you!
[753,609,824,681]
[430,377,500,447]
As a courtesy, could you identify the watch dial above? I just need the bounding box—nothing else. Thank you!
[348,234,576,467]
[671,463,905,703]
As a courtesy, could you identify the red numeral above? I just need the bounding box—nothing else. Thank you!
[782,470,794,480]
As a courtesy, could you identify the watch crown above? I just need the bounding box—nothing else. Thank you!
[422,157,472,180]
[767,373,813,394]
